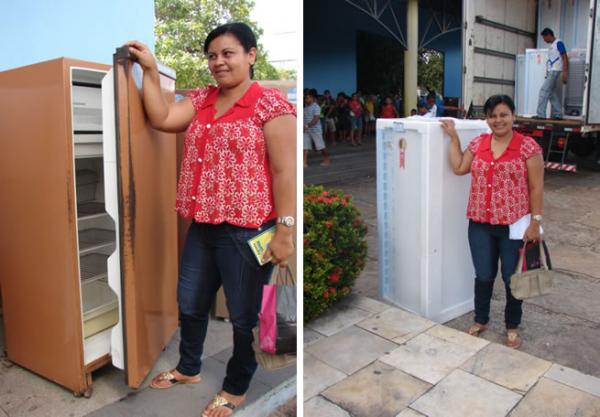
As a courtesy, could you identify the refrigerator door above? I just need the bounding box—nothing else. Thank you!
[112,48,179,388]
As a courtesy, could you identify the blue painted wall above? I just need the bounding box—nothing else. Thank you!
[304,0,463,98]
[0,0,155,71]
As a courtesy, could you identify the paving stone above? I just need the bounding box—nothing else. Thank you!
[85,357,272,417]
[396,409,427,417]
[307,304,374,337]
[425,324,490,352]
[461,343,552,394]
[523,271,600,324]
[544,364,600,397]
[411,369,522,417]
[357,308,436,344]
[338,294,391,314]
[509,377,600,417]
[306,326,398,375]
[322,361,431,417]
[303,328,324,346]
[211,347,295,389]
[304,353,347,400]
[380,332,480,384]
[304,396,351,417]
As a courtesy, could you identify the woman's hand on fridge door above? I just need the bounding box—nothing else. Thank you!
[440,118,458,140]
[124,41,158,73]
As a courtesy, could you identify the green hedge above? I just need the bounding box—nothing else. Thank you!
[303,185,368,322]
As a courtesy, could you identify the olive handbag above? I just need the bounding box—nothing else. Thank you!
[509,240,554,300]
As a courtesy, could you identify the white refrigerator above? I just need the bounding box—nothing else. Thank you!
[376,117,490,323]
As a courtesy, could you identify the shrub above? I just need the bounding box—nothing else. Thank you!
[303,185,368,322]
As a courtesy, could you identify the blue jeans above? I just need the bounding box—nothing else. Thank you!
[468,221,523,329]
[536,70,563,118]
[175,221,274,395]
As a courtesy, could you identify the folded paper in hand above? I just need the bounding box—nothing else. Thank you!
[247,226,276,265]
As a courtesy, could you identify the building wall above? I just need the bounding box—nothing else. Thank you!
[304,0,462,98]
[0,0,155,71]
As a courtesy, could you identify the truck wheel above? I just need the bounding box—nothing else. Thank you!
[568,134,595,157]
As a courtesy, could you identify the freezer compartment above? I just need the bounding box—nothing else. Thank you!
[71,69,104,133]
[72,85,101,109]
[81,279,118,338]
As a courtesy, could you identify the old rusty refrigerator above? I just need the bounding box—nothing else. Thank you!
[0,49,179,396]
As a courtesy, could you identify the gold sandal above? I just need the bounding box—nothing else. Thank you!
[149,370,201,389]
[202,393,238,417]
[467,323,488,337]
[506,330,522,349]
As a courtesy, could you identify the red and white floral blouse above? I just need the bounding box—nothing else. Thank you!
[176,82,296,228]
[467,131,542,225]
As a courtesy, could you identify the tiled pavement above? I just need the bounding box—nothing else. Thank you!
[304,295,600,417]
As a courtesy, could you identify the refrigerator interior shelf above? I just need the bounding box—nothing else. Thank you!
[78,228,115,254]
[81,279,118,338]
[75,143,103,159]
[74,133,102,144]
[77,202,106,218]
[79,253,109,282]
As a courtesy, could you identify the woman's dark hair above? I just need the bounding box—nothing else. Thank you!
[483,94,515,116]
[204,22,257,78]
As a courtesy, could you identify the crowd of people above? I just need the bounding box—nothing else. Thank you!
[303,88,445,166]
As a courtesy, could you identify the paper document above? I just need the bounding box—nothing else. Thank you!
[509,213,544,240]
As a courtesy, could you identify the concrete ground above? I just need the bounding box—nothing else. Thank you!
[0,317,295,417]
[304,133,600,379]
[304,294,600,417]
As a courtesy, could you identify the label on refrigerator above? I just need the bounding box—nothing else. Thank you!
[392,121,405,132]
[399,138,407,169]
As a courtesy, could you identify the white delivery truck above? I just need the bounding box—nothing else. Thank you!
[462,0,600,171]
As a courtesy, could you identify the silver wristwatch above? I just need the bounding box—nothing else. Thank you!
[277,216,295,227]
[532,214,543,223]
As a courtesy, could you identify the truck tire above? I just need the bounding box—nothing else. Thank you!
[568,134,595,157]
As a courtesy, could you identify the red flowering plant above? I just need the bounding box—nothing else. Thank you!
[304,185,368,321]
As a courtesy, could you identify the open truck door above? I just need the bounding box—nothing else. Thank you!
[585,0,600,125]
[462,0,537,116]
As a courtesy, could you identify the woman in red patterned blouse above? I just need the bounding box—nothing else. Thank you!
[126,22,295,417]
[441,95,544,350]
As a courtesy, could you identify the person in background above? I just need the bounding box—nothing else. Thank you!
[126,22,296,417]
[380,96,399,118]
[304,89,331,167]
[321,89,336,145]
[535,27,568,120]
[335,92,352,144]
[441,94,544,350]
[348,93,364,146]
[364,94,376,135]
[410,108,417,116]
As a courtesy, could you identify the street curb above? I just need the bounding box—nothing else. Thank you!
[237,377,296,417]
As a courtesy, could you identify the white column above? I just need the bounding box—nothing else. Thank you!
[404,0,419,116]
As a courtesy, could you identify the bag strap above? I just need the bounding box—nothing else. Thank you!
[271,265,296,286]
[538,239,549,270]
[518,239,549,272]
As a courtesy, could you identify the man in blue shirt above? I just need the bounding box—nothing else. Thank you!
[535,27,569,119]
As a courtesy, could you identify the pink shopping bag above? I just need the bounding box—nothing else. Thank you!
[258,284,277,354]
